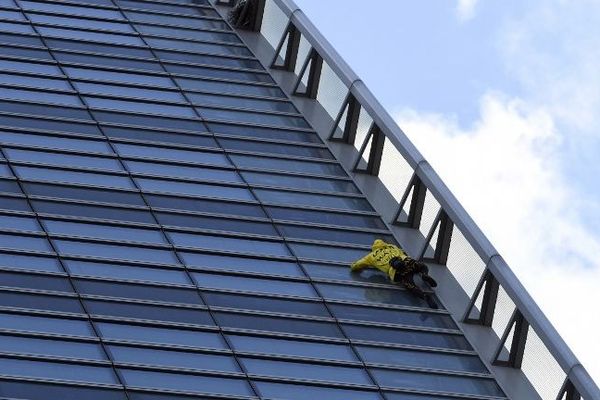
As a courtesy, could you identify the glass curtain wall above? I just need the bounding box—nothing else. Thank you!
[0,0,506,399]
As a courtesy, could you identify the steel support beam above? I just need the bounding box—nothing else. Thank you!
[293,48,323,99]
[353,123,385,176]
[271,22,302,71]
[493,309,530,369]
[329,92,361,144]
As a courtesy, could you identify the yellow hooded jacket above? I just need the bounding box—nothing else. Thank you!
[351,239,408,281]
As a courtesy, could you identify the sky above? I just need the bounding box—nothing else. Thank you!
[296,0,600,387]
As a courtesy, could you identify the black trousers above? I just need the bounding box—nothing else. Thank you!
[390,257,430,300]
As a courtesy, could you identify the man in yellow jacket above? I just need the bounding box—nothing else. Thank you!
[351,239,438,308]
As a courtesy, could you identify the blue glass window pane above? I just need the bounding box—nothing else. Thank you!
[64,66,174,87]
[85,299,212,326]
[165,63,271,83]
[0,44,51,59]
[75,279,203,305]
[120,369,253,396]
[192,272,316,297]
[0,312,93,336]
[267,207,386,230]
[0,163,12,177]
[53,239,179,264]
[108,345,239,372]
[136,178,254,201]
[145,194,265,218]
[75,82,185,103]
[97,322,226,349]
[372,368,504,397]
[156,212,276,236]
[197,107,308,128]
[151,36,252,57]
[0,214,41,231]
[279,225,393,246]
[180,252,303,277]
[104,127,217,148]
[189,92,293,112]
[0,9,25,19]
[37,26,144,46]
[85,96,197,118]
[42,219,166,245]
[227,334,357,362]
[124,11,229,30]
[0,32,43,47]
[0,178,20,193]
[0,252,62,272]
[214,312,343,338]
[136,24,239,43]
[114,143,230,166]
[0,73,71,91]
[0,101,89,120]
[4,148,123,171]
[15,166,135,189]
[125,160,241,183]
[357,346,487,373]
[330,303,457,329]
[289,243,368,264]
[0,0,17,8]
[23,182,146,207]
[0,291,83,313]
[384,393,450,400]
[205,292,328,317]
[169,232,289,257]
[208,122,320,143]
[255,382,382,400]
[0,115,101,135]
[0,334,106,360]
[0,196,30,212]
[176,77,285,98]
[343,324,471,350]
[254,189,372,211]
[19,0,125,18]
[32,200,155,224]
[65,259,190,285]
[144,37,250,57]
[116,0,218,17]
[230,154,346,176]
[93,110,204,132]
[0,357,117,384]
[0,270,72,292]
[0,21,35,34]
[28,13,135,33]
[46,38,154,59]
[158,51,262,70]
[0,131,110,152]
[241,357,372,385]
[243,173,356,193]
[0,380,126,400]
[57,50,161,69]
[316,282,425,307]
[0,87,82,106]
[0,232,52,252]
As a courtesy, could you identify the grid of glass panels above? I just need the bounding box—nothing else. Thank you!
[0,0,506,399]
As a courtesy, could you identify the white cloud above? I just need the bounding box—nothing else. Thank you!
[499,0,600,134]
[394,92,600,385]
[456,0,478,22]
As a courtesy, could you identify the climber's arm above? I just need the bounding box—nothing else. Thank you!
[351,255,372,272]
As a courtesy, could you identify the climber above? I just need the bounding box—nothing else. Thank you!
[351,239,439,309]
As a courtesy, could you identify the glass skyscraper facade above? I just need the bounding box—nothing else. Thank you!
[0,0,508,399]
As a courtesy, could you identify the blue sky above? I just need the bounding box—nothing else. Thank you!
[296,0,600,386]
